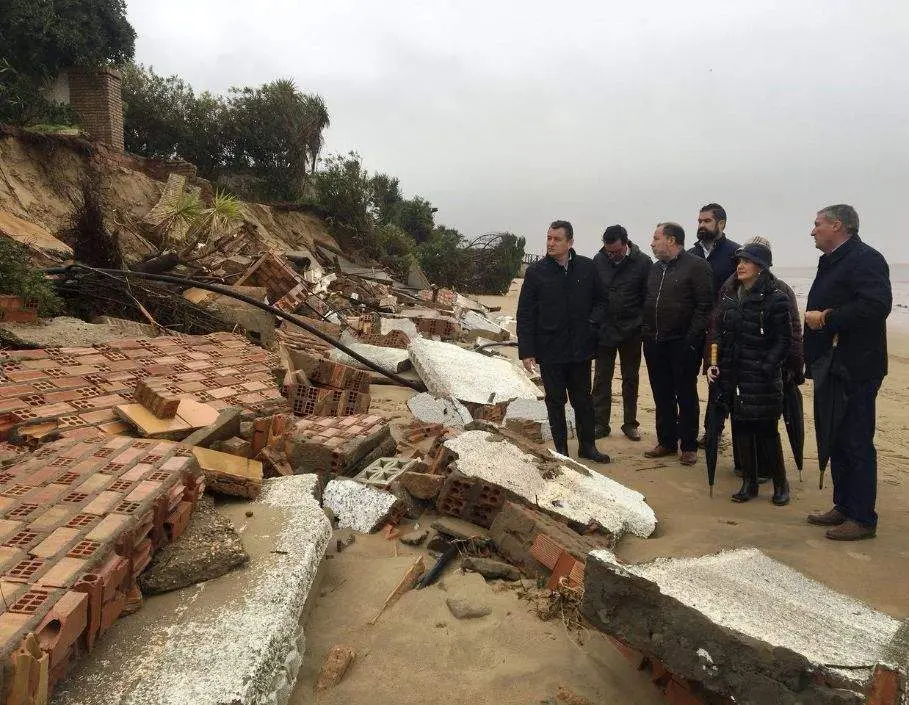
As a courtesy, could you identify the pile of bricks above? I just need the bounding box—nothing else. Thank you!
[436,469,506,528]
[133,380,180,419]
[286,351,371,395]
[281,413,392,475]
[0,332,284,443]
[276,319,341,357]
[235,253,305,305]
[355,330,411,350]
[0,435,204,700]
[287,384,370,418]
[0,297,38,324]
[412,316,461,341]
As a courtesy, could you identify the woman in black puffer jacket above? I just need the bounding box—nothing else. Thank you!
[707,242,792,505]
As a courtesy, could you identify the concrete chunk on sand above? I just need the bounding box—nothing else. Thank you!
[52,475,332,705]
[409,337,541,405]
[443,430,656,540]
[582,547,909,705]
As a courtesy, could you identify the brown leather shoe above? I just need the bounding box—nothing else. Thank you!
[679,451,697,466]
[825,520,876,541]
[807,508,847,526]
[644,444,675,458]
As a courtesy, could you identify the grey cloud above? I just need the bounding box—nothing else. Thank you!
[128,0,909,265]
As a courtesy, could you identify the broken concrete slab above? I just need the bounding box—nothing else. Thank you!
[322,478,401,533]
[378,316,420,340]
[490,501,611,577]
[409,337,541,405]
[406,392,473,427]
[138,495,248,595]
[444,430,656,540]
[52,474,332,705]
[398,471,444,500]
[0,315,159,348]
[459,309,510,341]
[582,548,908,705]
[504,397,576,443]
[330,340,412,373]
[192,446,263,499]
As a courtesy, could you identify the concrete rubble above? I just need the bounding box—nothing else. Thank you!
[504,397,576,442]
[406,392,473,427]
[582,548,909,705]
[52,474,332,705]
[322,478,402,533]
[330,339,412,373]
[443,430,657,540]
[409,337,541,405]
[137,494,248,595]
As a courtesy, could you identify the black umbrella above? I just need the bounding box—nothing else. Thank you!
[782,380,805,482]
[704,344,728,497]
[810,334,850,490]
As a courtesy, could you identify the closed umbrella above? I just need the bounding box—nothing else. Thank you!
[704,344,728,497]
[810,334,850,489]
[782,380,805,482]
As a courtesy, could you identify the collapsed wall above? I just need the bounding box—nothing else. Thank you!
[581,548,909,705]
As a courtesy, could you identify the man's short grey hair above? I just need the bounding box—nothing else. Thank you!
[817,204,859,236]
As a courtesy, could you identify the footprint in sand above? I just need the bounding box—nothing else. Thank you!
[805,539,827,549]
[846,551,872,562]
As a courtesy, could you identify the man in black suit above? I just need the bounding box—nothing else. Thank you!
[517,220,610,463]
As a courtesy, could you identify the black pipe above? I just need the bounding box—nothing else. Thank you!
[46,264,427,392]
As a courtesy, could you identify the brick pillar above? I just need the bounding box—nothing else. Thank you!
[68,67,125,150]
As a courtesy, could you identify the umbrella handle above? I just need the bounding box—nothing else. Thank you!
[710,343,718,367]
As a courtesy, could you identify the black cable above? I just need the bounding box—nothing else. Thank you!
[46,264,427,392]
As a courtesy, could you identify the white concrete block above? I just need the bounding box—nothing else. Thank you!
[409,337,541,405]
[323,477,398,533]
[330,340,412,372]
[444,430,656,540]
[407,392,473,427]
[52,474,332,705]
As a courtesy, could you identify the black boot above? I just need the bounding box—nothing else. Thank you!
[731,431,758,503]
[578,442,610,464]
[771,477,790,506]
[761,432,790,506]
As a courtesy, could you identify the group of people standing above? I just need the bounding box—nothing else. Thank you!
[516,203,891,541]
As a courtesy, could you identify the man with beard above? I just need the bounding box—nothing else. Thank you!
[691,203,740,449]
[517,220,611,463]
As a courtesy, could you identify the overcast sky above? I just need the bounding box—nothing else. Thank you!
[127,0,908,266]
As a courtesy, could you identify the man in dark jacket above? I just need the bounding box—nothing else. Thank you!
[592,225,652,441]
[517,220,610,463]
[642,222,713,465]
[803,204,891,541]
[690,203,741,448]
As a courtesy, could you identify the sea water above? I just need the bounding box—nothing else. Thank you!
[775,263,909,330]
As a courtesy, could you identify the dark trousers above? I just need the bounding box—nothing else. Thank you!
[733,419,785,482]
[539,360,596,450]
[831,378,881,529]
[592,336,642,431]
[644,338,700,452]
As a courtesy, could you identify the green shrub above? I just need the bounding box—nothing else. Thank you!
[0,238,64,317]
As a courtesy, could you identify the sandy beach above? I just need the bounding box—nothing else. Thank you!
[293,278,909,704]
